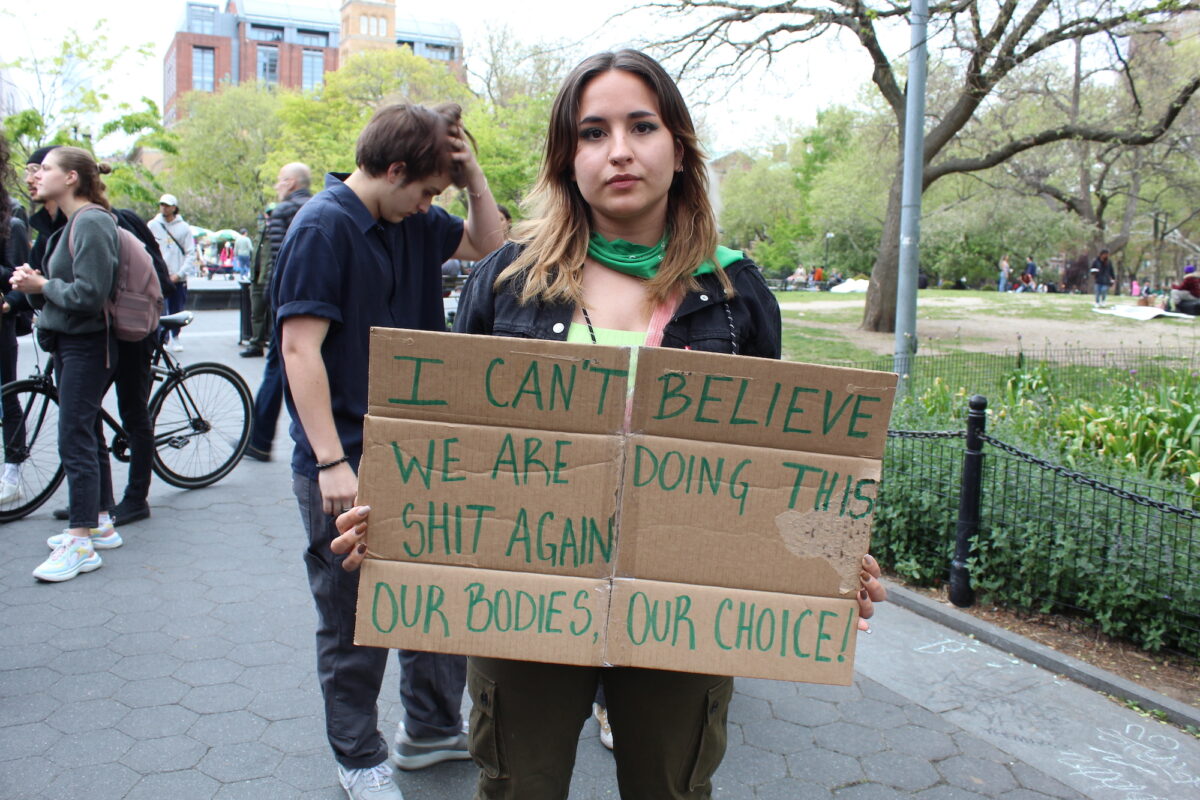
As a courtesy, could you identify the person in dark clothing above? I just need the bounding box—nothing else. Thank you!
[274,104,504,800]
[27,146,176,526]
[0,140,32,504]
[243,163,312,461]
[1091,249,1115,306]
[331,50,886,800]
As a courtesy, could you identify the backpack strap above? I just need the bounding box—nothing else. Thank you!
[65,203,112,258]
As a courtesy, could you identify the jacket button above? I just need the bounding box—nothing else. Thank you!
[552,322,565,333]
[700,294,709,301]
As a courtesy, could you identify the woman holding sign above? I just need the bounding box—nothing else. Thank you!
[335,49,886,799]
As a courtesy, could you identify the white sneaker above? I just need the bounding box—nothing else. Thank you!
[47,521,123,550]
[338,761,404,800]
[0,479,20,504]
[593,702,614,750]
[32,539,103,582]
[172,342,184,353]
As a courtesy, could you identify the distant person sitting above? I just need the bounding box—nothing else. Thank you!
[1170,265,1200,314]
[786,264,807,289]
[1015,271,1036,293]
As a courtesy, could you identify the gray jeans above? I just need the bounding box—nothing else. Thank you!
[54,331,118,529]
[292,472,467,769]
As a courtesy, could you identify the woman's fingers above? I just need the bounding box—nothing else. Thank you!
[861,570,887,603]
[335,505,370,534]
[340,539,369,572]
[857,587,876,621]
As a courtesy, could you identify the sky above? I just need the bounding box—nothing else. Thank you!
[2,0,904,154]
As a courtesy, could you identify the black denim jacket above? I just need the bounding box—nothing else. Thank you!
[453,242,782,360]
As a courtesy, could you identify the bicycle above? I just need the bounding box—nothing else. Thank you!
[0,311,253,522]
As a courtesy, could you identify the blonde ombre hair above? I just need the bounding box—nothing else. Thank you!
[498,50,733,306]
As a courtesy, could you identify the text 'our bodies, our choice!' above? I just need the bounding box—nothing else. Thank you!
[367,577,857,665]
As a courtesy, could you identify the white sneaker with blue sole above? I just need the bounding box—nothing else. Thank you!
[33,539,103,582]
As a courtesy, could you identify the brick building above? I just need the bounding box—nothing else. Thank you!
[163,0,464,125]
[164,1,340,125]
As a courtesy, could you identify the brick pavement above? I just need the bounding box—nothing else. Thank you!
[2,310,1198,799]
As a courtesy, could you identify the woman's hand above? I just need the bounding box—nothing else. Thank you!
[10,265,46,294]
[331,505,371,572]
[857,554,886,631]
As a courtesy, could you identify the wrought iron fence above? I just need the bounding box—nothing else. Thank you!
[878,420,1200,655]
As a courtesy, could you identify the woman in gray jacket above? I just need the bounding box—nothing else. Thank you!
[11,146,124,582]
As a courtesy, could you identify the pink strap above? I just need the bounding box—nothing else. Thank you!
[644,292,681,347]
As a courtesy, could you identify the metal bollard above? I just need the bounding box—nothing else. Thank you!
[949,394,986,607]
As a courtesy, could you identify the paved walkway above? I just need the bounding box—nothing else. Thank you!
[2,311,1198,799]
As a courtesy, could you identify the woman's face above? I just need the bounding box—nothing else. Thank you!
[573,69,681,236]
[35,153,73,203]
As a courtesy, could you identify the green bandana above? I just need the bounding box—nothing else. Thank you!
[587,233,743,278]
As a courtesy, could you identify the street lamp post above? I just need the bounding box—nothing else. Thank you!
[824,231,834,276]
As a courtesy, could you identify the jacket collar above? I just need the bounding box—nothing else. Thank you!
[674,259,753,318]
[30,206,65,237]
[325,173,380,235]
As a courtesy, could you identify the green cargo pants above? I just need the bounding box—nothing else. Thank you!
[467,656,734,800]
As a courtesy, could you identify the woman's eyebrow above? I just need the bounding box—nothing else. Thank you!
[579,110,658,125]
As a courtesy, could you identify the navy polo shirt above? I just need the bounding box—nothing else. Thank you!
[272,173,464,479]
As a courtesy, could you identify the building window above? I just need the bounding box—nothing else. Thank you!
[426,43,456,61]
[192,46,215,92]
[248,25,283,42]
[369,16,377,36]
[302,50,324,91]
[297,30,328,47]
[188,4,216,35]
[257,45,279,86]
[360,15,367,34]
[379,18,387,37]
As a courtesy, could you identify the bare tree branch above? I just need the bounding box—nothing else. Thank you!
[926,75,1200,184]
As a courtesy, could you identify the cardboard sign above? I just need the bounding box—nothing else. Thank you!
[356,328,896,685]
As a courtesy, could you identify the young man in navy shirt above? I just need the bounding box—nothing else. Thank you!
[273,103,504,800]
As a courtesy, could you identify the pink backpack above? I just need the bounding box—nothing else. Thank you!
[67,204,164,342]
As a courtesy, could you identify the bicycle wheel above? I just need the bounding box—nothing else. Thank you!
[0,379,65,522]
[150,362,252,489]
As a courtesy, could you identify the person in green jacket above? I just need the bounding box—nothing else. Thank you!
[11,146,124,582]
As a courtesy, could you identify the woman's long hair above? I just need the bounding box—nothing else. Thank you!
[48,146,112,210]
[499,49,731,306]
[0,137,12,241]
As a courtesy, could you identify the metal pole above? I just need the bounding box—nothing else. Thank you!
[893,0,929,392]
[950,394,986,607]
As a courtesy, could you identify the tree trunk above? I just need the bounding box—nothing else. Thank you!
[861,170,904,333]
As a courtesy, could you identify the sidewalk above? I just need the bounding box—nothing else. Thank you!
[2,311,1198,799]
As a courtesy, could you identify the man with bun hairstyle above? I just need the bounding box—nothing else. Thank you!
[272,103,505,800]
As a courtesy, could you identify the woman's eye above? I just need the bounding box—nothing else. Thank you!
[580,127,605,141]
[633,122,659,134]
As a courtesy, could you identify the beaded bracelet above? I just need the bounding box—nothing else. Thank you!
[315,455,349,471]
